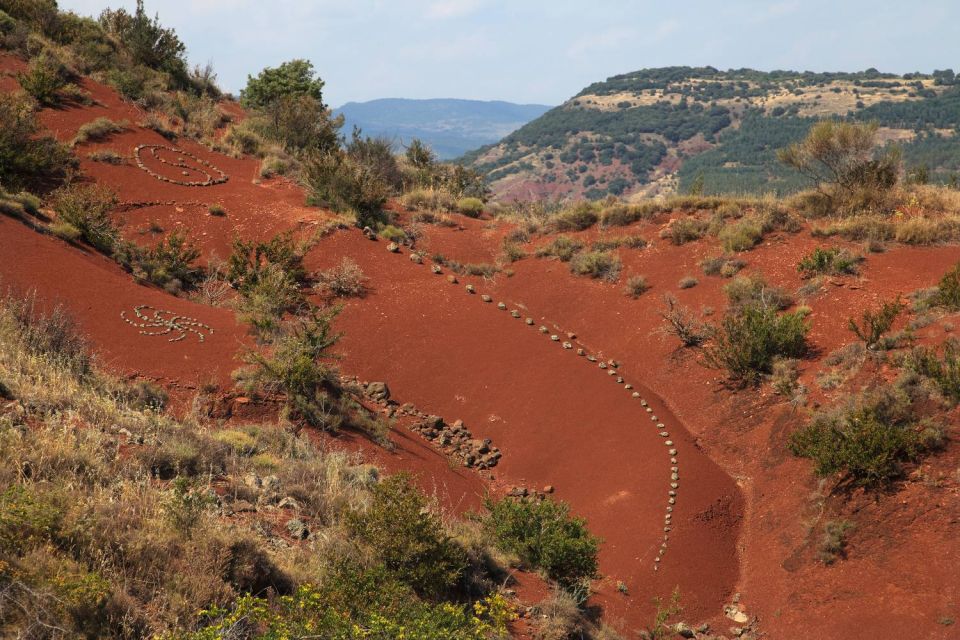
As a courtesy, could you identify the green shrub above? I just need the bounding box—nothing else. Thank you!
[227,232,306,291]
[302,151,389,228]
[535,235,582,262]
[599,203,645,227]
[347,474,468,597]
[457,196,484,217]
[180,570,512,640]
[401,188,456,212]
[905,339,960,404]
[789,386,926,488]
[207,204,226,216]
[501,240,525,263]
[569,250,621,282]
[724,273,792,310]
[133,230,203,292]
[50,183,118,253]
[667,217,709,245]
[718,218,763,252]
[17,52,71,105]
[591,235,647,251]
[701,254,745,277]
[0,92,74,191]
[678,276,698,289]
[240,58,324,110]
[376,225,404,243]
[552,202,599,232]
[484,496,600,592]
[0,485,62,554]
[624,275,649,298]
[935,262,960,310]
[848,296,904,349]
[797,247,861,277]
[705,303,808,383]
[163,477,214,539]
[234,264,304,338]
[70,117,127,146]
[236,308,342,427]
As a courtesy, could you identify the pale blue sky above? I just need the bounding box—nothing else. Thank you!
[59,0,960,107]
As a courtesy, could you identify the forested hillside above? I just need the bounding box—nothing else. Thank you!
[462,66,960,201]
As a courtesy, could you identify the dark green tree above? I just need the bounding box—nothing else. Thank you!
[241,59,326,110]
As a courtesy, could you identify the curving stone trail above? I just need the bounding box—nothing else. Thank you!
[309,230,742,627]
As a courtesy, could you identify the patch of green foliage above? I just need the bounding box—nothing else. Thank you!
[705,303,808,383]
[484,496,600,592]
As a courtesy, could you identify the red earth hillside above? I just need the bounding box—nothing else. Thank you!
[3,54,959,639]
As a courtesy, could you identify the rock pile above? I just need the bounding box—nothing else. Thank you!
[409,416,502,469]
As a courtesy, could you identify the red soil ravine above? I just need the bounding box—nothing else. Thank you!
[305,230,743,629]
[421,220,960,639]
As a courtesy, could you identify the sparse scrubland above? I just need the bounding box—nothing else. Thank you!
[2,2,960,638]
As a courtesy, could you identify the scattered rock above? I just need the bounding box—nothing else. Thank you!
[277,497,300,510]
[409,253,423,264]
[447,275,458,284]
[466,284,476,293]
[673,622,695,638]
[286,518,309,540]
[511,310,521,318]
[431,264,442,274]
[386,242,400,253]
[481,294,492,302]
[525,317,534,325]
[497,302,507,310]
[365,381,390,401]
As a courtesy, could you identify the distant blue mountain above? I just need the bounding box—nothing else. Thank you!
[334,98,552,160]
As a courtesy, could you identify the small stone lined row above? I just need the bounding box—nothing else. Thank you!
[387,240,679,572]
[134,144,229,187]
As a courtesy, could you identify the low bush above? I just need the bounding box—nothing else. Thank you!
[904,339,960,404]
[665,217,709,245]
[501,240,526,263]
[725,273,792,311]
[678,276,698,289]
[817,520,854,565]
[234,263,304,338]
[302,151,390,228]
[552,202,599,232]
[797,247,861,278]
[789,383,933,488]
[235,308,342,428]
[848,296,904,349]
[401,188,457,213]
[701,254,746,278]
[718,217,763,252]
[50,183,119,252]
[599,202,651,227]
[484,496,600,592]
[536,235,583,262]
[705,303,808,383]
[935,262,960,310]
[0,92,75,191]
[132,230,203,293]
[569,250,621,282]
[70,117,127,146]
[87,149,123,164]
[316,257,367,298]
[591,235,646,251]
[659,295,712,347]
[227,232,306,291]
[457,196,484,217]
[17,52,71,105]
[348,474,468,598]
[624,275,649,298]
[208,204,226,217]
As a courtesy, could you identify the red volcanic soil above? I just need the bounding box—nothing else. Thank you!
[5,53,960,638]
[0,214,245,388]
[305,229,743,628]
